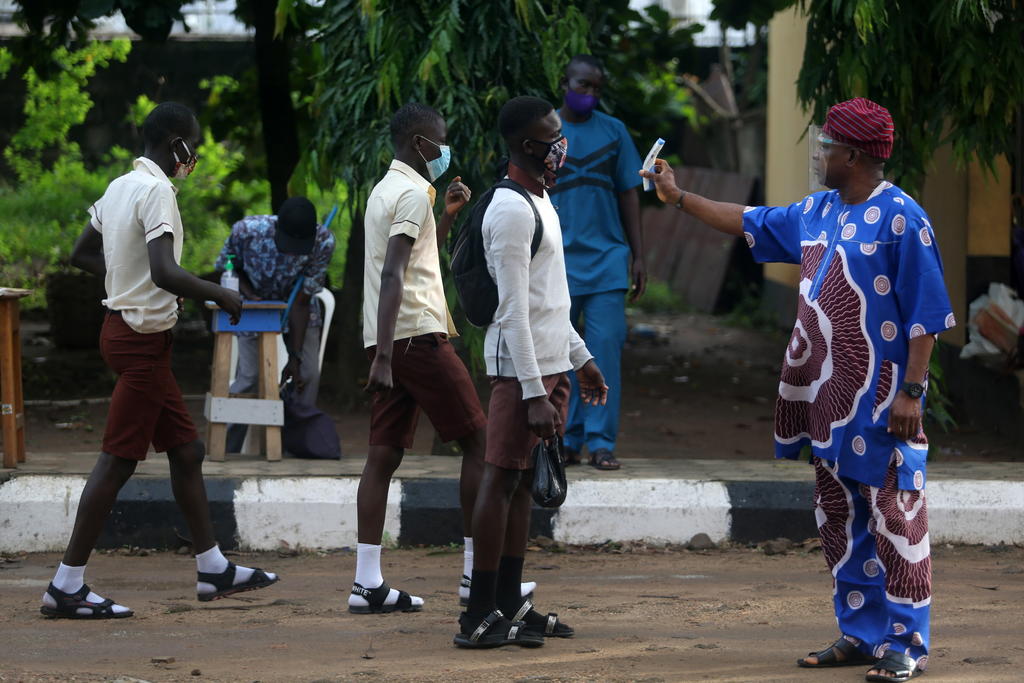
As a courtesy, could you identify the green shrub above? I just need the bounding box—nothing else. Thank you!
[0,41,350,310]
[631,279,686,314]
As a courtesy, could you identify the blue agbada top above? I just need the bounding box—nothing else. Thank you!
[742,182,955,489]
[549,111,643,296]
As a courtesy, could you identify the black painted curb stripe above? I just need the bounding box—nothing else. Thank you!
[725,480,817,544]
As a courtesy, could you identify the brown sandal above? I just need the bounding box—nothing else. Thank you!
[590,449,621,470]
[798,637,875,668]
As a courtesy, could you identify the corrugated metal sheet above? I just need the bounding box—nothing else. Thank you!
[641,166,757,312]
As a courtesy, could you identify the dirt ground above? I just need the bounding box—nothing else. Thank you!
[18,312,1020,462]
[0,545,1021,682]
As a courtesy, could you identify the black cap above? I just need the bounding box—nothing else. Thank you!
[275,197,318,255]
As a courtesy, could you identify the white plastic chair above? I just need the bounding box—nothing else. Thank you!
[229,288,335,454]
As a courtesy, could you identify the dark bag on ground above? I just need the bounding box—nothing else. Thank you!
[531,436,567,508]
[449,179,543,327]
[281,386,341,460]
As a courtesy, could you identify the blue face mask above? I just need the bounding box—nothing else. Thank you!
[417,136,451,182]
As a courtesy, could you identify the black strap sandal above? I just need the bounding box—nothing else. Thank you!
[348,581,422,614]
[563,447,583,466]
[865,650,922,682]
[509,599,574,638]
[453,610,545,649]
[589,449,621,470]
[798,636,875,667]
[197,562,278,602]
[40,583,134,619]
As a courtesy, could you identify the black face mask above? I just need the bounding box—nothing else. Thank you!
[525,136,568,187]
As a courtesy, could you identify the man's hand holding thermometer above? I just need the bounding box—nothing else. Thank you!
[641,138,665,192]
[639,158,745,237]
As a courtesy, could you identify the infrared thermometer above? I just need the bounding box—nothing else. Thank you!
[642,138,665,191]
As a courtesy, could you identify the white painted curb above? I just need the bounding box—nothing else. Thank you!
[927,480,1024,545]
[552,479,732,545]
[233,477,402,551]
[0,475,87,553]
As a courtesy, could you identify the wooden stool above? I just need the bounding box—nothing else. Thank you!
[204,301,287,461]
[0,288,31,469]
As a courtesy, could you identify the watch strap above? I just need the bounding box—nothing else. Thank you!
[899,381,924,398]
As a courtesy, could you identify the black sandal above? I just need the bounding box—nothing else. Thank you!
[865,650,923,682]
[564,447,583,466]
[798,636,875,667]
[197,562,278,602]
[589,449,621,470]
[348,582,422,614]
[40,583,134,619]
[453,610,545,649]
[509,598,574,638]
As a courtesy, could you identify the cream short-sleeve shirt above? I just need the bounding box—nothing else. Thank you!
[362,159,457,348]
[87,157,183,334]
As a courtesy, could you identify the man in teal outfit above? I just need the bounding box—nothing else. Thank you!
[548,54,645,471]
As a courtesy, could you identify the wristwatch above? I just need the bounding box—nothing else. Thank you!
[899,381,924,399]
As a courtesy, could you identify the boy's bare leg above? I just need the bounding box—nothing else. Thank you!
[167,440,216,552]
[42,453,137,616]
[456,427,486,533]
[167,439,278,598]
[356,445,405,545]
[62,452,137,566]
[350,444,422,611]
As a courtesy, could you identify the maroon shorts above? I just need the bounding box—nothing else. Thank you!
[99,312,198,460]
[367,333,486,449]
[486,373,570,471]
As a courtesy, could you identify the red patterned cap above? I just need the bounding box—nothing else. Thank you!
[822,97,894,159]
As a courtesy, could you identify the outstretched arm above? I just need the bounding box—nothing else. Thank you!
[639,159,745,237]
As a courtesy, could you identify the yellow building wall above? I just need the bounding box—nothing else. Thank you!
[967,156,1012,257]
[920,147,969,347]
[763,7,809,290]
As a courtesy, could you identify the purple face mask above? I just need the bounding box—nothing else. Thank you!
[565,89,599,116]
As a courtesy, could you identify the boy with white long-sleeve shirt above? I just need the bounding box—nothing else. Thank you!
[455,96,608,649]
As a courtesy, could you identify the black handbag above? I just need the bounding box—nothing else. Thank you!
[531,436,567,508]
[281,385,341,460]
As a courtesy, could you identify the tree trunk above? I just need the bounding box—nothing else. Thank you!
[252,0,299,212]
[332,210,367,407]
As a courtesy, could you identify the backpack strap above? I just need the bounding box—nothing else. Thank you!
[494,179,544,258]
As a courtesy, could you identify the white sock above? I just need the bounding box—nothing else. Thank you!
[457,540,537,601]
[43,562,131,614]
[463,537,474,578]
[348,543,423,608]
[195,545,275,595]
[354,543,385,588]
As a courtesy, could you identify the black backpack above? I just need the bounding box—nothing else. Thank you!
[450,179,543,328]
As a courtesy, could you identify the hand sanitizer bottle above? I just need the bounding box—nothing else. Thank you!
[220,254,240,292]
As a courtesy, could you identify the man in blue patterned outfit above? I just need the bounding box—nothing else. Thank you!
[642,98,953,683]
[215,197,336,452]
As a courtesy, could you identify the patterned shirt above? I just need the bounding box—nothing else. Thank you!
[215,215,335,328]
[742,182,955,490]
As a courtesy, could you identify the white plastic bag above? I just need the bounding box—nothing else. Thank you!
[960,283,1024,359]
